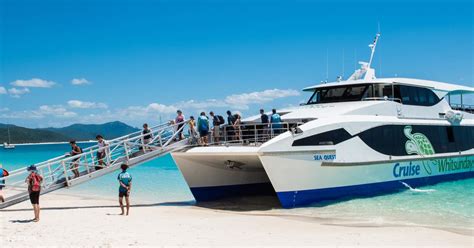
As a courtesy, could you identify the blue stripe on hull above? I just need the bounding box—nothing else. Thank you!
[190,183,275,201]
[277,171,474,208]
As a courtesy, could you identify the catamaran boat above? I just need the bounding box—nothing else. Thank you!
[171,34,474,208]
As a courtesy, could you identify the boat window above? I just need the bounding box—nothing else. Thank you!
[396,85,441,106]
[306,84,369,104]
[363,84,374,98]
[293,128,353,146]
[382,84,394,98]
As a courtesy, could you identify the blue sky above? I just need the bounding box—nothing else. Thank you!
[0,0,472,128]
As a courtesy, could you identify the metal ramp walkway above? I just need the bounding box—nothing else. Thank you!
[0,121,191,209]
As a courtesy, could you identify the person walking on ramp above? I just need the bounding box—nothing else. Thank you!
[117,163,132,216]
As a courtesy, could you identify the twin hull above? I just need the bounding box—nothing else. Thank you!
[171,148,474,208]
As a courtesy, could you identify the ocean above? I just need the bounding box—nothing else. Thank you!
[1,143,473,231]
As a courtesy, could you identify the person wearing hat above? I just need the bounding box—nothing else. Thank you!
[25,165,43,222]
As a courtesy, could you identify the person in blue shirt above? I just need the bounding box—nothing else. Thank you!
[117,163,132,216]
[197,112,210,145]
[270,109,283,135]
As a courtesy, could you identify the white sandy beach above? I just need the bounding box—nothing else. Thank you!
[0,192,472,247]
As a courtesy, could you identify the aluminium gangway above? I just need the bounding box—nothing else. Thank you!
[0,121,190,209]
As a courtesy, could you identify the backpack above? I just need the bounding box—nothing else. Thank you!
[30,173,42,192]
[217,115,225,125]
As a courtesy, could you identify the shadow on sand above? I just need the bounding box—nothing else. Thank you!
[1,195,283,213]
[10,219,35,223]
[195,195,282,212]
[0,200,196,212]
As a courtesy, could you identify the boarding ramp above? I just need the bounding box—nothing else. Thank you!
[0,121,190,209]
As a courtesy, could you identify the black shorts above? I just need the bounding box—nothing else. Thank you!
[29,191,40,204]
[96,151,105,159]
[199,130,209,137]
[119,191,130,197]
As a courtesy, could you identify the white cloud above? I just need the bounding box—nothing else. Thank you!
[146,103,177,113]
[37,105,77,118]
[68,100,108,109]
[0,87,6,94]
[71,78,91,85]
[8,88,30,98]
[10,78,56,88]
[1,105,77,120]
[224,89,300,110]
[1,88,301,126]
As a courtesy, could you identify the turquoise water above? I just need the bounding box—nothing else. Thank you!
[0,143,194,203]
[1,144,473,230]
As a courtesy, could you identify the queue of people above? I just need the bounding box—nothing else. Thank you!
[174,108,283,145]
[0,107,284,222]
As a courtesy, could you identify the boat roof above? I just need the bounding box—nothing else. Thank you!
[303,77,474,95]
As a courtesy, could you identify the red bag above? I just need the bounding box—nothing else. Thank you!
[30,173,42,192]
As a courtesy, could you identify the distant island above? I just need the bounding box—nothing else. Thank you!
[0,121,140,144]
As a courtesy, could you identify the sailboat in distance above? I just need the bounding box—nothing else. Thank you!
[3,126,15,149]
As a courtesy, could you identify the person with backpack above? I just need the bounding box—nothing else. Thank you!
[117,163,132,216]
[69,140,83,179]
[25,165,43,222]
[0,164,9,203]
[209,111,224,143]
[270,108,283,135]
[197,112,210,146]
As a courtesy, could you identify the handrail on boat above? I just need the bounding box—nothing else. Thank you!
[362,97,402,103]
[188,122,303,146]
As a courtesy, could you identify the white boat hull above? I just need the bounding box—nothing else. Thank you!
[259,153,474,208]
[171,146,274,201]
[172,145,473,207]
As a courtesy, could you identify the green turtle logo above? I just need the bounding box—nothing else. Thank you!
[404,126,435,174]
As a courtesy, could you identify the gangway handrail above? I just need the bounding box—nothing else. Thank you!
[0,120,191,209]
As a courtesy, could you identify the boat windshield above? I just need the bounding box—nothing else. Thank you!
[307,84,370,104]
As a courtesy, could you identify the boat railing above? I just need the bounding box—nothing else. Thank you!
[191,122,302,146]
[0,121,191,205]
[450,103,474,114]
[362,97,402,103]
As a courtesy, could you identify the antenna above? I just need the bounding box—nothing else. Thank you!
[325,48,329,82]
[367,33,380,68]
[379,48,382,77]
[377,22,382,76]
[342,48,345,78]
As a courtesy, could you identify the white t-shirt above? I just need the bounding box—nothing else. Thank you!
[98,140,108,152]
